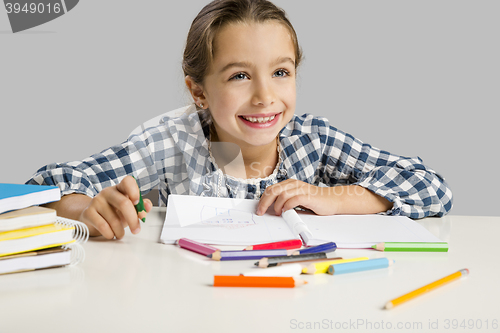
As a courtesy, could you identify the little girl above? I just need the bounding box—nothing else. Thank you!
[27,0,453,240]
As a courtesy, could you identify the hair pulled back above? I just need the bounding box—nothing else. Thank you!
[183,0,303,92]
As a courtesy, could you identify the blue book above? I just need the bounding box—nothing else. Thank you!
[0,184,61,215]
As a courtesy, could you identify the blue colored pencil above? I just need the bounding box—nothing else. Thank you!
[299,242,337,255]
[327,258,394,275]
[208,248,296,261]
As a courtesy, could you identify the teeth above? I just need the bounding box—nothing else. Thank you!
[242,115,276,123]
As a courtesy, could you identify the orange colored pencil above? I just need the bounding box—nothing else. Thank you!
[213,275,307,288]
[385,269,469,309]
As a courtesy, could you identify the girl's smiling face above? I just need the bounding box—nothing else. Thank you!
[201,21,297,149]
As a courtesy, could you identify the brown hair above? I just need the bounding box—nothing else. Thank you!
[183,0,303,115]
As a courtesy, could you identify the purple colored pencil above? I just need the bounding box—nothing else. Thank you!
[208,248,296,261]
[177,238,218,256]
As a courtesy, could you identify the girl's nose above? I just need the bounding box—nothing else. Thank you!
[251,79,275,107]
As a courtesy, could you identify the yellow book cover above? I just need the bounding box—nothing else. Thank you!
[0,223,76,257]
[0,223,74,242]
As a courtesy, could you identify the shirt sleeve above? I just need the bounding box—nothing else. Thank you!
[321,122,453,219]
[25,124,169,198]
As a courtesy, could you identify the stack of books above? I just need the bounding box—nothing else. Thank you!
[0,183,88,275]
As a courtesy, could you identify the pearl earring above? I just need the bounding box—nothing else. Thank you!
[199,103,204,108]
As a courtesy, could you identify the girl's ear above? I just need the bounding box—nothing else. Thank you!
[185,76,208,109]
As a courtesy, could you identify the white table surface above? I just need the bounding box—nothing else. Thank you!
[1,209,499,333]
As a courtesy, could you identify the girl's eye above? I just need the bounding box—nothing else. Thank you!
[229,69,290,81]
[274,69,290,77]
[229,72,249,81]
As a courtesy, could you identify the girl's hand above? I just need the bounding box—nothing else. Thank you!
[256,179,340,216]
[256,179,393,217]
[79,176,153,239]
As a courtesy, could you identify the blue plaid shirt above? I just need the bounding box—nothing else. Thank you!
[27,105,453,219]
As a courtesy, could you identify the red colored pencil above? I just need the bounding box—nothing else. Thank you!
[176,238,218,256]
[244,239,302,251]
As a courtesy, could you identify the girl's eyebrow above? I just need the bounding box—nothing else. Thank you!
[219,56,295,74]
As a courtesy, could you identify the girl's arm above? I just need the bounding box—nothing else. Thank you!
[27,123,167,238]
[320,117,453,218]
[258,114,453,218]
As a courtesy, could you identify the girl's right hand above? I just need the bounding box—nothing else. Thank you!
[79,176,152,240]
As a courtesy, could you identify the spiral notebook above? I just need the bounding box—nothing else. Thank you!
[0,216,89,257]
[160,195,443,248]
[0,246,69,275]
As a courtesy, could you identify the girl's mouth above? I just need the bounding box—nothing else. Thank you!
[240,114,276,123]
[238,112,281,128]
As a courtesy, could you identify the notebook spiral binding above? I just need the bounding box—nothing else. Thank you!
[55,216,89,265]
[67,243,85,266]
[55,216,89,244]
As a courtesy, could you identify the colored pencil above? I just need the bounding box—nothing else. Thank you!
[213,275,307,288]
[327,258,394,275]
[208,249,296,261]
[246,242,336,265]
[298,242,337,254]
[255,252,342,268]
[385,269,469,309]
[131,176,146,222]
[302,257,370,275]
[176,238,218,256]
[242,263,303,277]
[244,239,302,251]
[372,242,448,252]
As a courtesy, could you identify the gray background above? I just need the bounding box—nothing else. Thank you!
[1,1,498,216]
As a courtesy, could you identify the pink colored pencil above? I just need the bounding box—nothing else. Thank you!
[244,239,302,251]
[176,238,218,256]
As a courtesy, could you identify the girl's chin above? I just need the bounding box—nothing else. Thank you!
[240,134,280,148]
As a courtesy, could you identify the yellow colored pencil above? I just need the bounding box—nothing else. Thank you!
[385,269,469,309]
[302,257,370,274]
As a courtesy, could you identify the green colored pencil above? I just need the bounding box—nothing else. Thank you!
[372,242,448,252]
[132,176,146,222]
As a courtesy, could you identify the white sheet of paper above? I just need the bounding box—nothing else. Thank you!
[298,214,443,248]
[160,195,298,245]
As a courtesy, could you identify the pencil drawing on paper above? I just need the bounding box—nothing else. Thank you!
[199,206,257,230]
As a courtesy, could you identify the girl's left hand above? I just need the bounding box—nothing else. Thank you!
[256,179,340,216]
